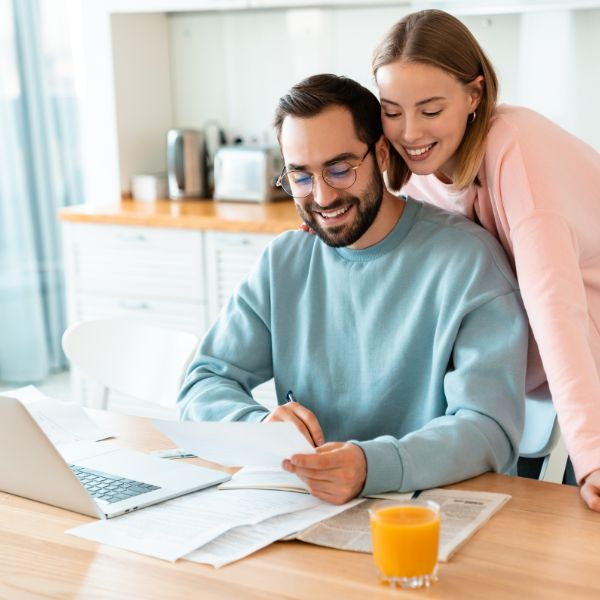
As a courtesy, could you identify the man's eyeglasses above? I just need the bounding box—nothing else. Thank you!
[276,144,374,198]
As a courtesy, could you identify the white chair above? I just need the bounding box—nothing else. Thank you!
[519,383,569,483]
[62,318,199,412]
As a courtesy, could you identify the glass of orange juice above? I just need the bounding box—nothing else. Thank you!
[369,500,440,589]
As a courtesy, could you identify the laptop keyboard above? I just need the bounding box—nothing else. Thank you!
[69,464,160,504]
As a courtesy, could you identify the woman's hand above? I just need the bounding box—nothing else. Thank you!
[299,223,316,235]
[580,468,600,511]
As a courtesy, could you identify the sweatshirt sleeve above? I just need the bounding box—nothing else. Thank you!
[511,212,600,482]
[484,111,600,483]
[177,252,272,423]
[356,290,527,495]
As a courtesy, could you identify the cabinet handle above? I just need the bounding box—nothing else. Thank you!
[118,300,150,311]
[218,238,251,246]
[116,233,147,242]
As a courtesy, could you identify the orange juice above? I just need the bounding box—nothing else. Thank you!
[370,503,440,582]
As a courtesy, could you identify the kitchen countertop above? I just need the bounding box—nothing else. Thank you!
[58,198,301,234]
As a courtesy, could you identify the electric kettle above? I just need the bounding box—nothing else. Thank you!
[166,128,206,199]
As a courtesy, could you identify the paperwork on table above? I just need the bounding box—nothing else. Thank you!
[1,385,112,444]
[67,487,334,561]
[185,498,363,568]
[153,419,315,467]
[294,488,511,562]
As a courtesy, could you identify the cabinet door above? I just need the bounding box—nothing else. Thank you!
[204,231,275,321]
[204,231,278,408]
[62,222,208,413]
[66,223,206,301]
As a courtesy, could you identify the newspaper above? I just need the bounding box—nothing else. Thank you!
[295,488,510,561]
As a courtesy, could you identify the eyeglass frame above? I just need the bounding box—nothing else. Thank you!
[276,143,375,198]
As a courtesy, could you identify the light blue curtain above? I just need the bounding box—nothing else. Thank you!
[0,0,83,383]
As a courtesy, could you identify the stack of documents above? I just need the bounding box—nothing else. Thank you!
[67,487,362,563]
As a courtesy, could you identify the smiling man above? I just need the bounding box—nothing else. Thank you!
[178,74,528,504]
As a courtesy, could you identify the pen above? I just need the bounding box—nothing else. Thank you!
[285,390,318,447]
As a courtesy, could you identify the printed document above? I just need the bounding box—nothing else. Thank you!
[2,385,112,444]
[67,487,325,561]
[186,499,364,568]
[153,419,315,467]
[295,488,510,561]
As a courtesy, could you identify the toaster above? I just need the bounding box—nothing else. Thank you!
[213,145,287,202]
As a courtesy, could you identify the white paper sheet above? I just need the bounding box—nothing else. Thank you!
[185,499,364,568]
[1,385,112,443]
[66,487,324,561]
[153,419,315,467]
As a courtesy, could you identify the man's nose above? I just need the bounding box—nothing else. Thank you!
[311,175,338,208]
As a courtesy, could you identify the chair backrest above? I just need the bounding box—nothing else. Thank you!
[62,318,199,408]
[519,382,568,483]
[519,383,561,458]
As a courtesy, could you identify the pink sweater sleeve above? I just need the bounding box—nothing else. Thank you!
[485,108,600,482]
[511,213,600,481]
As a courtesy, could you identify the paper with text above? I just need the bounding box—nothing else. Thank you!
[186,499,364,568]
[153,419,315,467]
[67,487,324,561]
[295,489,510,561]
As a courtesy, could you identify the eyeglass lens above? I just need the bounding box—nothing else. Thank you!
[280,162,357,198]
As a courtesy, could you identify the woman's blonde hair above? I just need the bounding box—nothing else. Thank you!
[372,9,498,191]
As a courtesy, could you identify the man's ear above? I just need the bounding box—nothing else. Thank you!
[375,135,389,173]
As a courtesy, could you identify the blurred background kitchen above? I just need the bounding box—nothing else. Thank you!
[1,0,599,413]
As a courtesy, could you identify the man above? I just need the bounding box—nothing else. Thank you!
[178,74,527,505]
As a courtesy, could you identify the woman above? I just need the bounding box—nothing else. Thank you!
[372,9,600,511]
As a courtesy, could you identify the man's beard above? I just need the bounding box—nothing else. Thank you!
[296,164,384,248]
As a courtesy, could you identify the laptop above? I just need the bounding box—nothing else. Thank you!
[0,395,230,519]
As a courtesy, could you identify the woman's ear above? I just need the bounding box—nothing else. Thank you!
[469,75,484,111]
[375,135,389,173]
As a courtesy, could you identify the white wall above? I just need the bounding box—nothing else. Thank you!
[111,13,173,192]
[111,4,600,193]
[168,6,600,148]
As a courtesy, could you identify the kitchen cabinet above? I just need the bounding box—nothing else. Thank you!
[62,222,208,333]
[204,231,275,321]
[59,199,299,412]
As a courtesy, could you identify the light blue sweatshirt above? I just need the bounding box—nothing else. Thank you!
[178,197,528,495]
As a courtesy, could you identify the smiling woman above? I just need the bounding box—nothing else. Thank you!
[372,9,600,512]
[0,0,83,384]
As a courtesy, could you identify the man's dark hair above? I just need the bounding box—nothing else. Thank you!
[274,74,383,146]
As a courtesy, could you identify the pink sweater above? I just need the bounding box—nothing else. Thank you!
[403,104,600,483]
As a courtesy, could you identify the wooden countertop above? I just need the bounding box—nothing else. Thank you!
[58,198,301,234]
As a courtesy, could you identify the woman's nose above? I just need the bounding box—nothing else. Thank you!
[402,116,423,144]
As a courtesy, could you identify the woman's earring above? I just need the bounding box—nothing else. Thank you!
[470,111,477,123]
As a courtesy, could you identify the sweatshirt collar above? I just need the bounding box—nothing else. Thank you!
[334,196,419,263]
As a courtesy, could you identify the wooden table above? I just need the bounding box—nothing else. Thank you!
[1,411,599,600]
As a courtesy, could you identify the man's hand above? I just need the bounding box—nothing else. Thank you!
[264,402,324,447]
[282,442,367,505]
[580,469,600,512]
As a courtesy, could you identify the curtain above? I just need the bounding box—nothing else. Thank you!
[0,0,83,383]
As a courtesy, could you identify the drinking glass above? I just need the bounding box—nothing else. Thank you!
[369,500,440,589]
